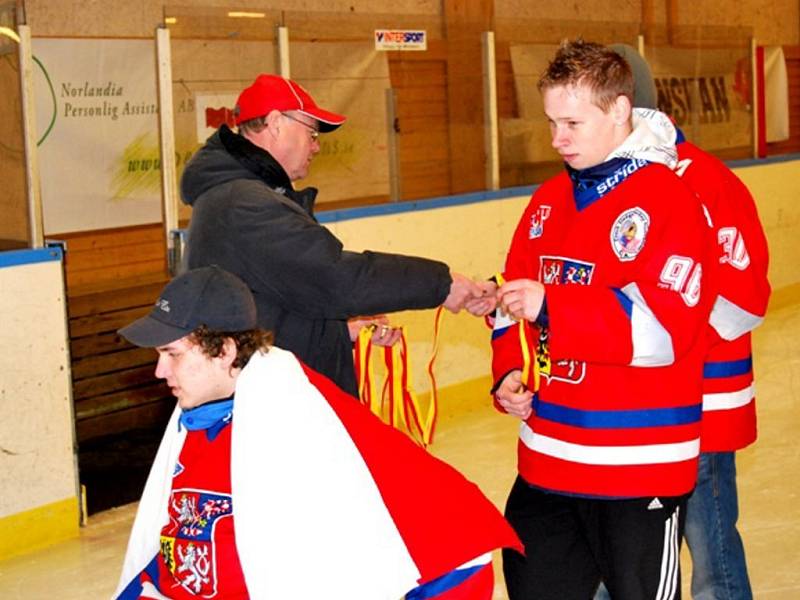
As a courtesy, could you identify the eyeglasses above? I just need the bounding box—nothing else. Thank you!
[281,112,320,142]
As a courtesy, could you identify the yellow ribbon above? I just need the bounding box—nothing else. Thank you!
[495,272,539,393]
[352,309,444,447]
[355,326,378,414]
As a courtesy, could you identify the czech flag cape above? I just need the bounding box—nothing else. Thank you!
[114,347,520,599]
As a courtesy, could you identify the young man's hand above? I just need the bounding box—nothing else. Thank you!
[496,279,545,322]
[495,370,533,419]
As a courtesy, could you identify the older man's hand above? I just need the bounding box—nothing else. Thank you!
[464,279,498,316]
[443,272,484,313]
[348,315,402,347]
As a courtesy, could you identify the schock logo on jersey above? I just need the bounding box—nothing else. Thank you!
[610,207,650,261]
[536,327,586,384]
[161,490,234,597]
[528,205,552,238]
[540,256,595,285]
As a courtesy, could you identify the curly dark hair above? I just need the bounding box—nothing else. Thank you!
[538,39,634,112]
[189,325,273,369]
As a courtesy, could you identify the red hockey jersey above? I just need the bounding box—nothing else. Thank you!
[492,158,716,498]
[142,423,248,599]
[674,139,771,451]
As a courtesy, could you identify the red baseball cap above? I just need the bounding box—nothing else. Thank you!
[234,74,346,132]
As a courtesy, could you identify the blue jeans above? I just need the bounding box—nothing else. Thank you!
[684,452,752,600]
[594,453,750,600]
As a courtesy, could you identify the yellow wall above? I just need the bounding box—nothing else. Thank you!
[733,160,800,303]
[0,252,80,558]
[328,195,527,396]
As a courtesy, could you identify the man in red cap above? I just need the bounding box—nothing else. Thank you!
[180,74,485,397]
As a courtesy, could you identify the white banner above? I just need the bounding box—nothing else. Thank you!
[31,39,390,233]
[33,39,161,234]
[648,46,753,151]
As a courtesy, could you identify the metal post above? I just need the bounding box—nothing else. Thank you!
[155,26,180,275]
[277,26,290,78]
[481,31,499,191]
[18,25,44,248]
[169,228,186,272]
[385,88,401,202]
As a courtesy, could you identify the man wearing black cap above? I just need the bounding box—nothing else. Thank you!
[180,74,484,397]
[113,266,520,600]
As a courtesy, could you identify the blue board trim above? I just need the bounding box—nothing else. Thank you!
[169,154,798,230]
[0,246,63,269]
[317,153,800,223]
[317,184,538,224]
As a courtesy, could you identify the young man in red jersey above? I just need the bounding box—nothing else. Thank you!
[475,40,716,599]
[610,44,771,600]
[112,266,520,600]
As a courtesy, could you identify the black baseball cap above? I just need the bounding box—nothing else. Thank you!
[118,266,257,347]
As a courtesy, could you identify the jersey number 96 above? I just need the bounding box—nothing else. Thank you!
[660,256,702,307]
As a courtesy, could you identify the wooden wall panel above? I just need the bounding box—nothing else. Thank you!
[389,50,452,200]
[76,401,174,446]
[23,1,800,46]
[496,47,519,119]
[55,223,167,290]
[58,226,170,446]
[443,0,493,194]
[24,1,443,38]
[0,45,29,246]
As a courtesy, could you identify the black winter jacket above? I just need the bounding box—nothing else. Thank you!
[180,125,452,396]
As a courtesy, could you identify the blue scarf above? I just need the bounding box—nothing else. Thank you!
[179,397,233,441]
[566,156,650,211]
